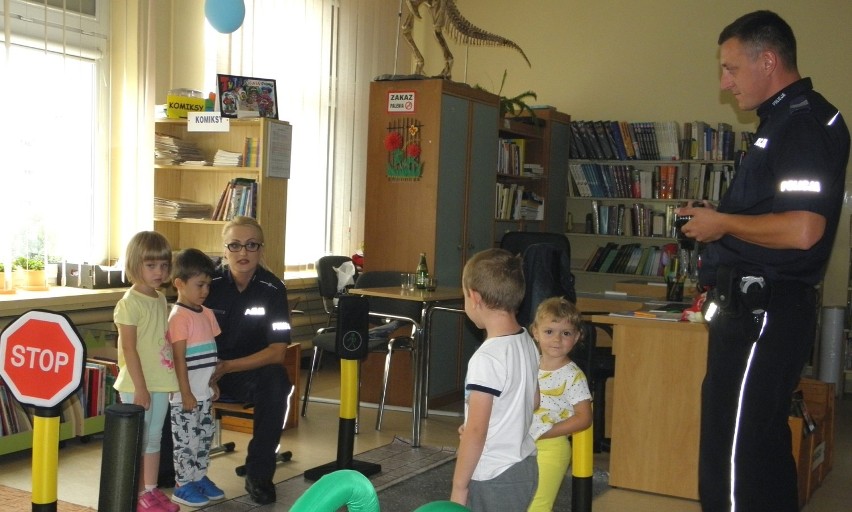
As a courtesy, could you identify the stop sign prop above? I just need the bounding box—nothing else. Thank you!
[0,310,85,408]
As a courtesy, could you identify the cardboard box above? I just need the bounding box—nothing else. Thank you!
[789,416,811,511]
[59,263,131,289]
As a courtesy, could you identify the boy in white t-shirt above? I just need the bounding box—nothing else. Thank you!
[451,248,541,511]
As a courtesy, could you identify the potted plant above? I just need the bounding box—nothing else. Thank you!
[14,256,47,288]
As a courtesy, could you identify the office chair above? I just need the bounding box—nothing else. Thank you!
[316,255,357,327]
[301,271,420,431]
[501,231,614,452]
[499,231,576,327]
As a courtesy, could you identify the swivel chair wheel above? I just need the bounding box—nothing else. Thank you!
[221,441,236,453]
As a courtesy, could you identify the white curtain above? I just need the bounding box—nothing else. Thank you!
[213,0,405,266]
[109,0,156,260]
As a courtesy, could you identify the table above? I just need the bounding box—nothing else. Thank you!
[352,286,463,446]
[591,314,709,499]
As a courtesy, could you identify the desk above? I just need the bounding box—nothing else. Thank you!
[592,314,708,500]
[353,286,463,447]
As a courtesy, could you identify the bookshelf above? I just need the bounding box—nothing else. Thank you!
[153,118,290,277]
[495,108,571,241]
[566,157,735,293]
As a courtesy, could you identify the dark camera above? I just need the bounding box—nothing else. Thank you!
[674,201,703,240]
[674,215,692,239]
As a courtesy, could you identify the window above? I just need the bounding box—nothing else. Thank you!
[0,0,108,268]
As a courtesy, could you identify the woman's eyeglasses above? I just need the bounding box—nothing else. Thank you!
[225,242,263,252]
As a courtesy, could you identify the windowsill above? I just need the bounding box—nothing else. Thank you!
[0,271,316,321]
[0,286,128,326]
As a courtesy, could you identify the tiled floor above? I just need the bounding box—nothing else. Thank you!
[0,363,849,511]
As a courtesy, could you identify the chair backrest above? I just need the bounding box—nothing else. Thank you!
[354,271,422,323]
[316,255,355,317]
[514,241,576,328]
[499,231,571,259]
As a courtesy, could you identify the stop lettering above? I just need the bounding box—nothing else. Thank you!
[0,310,85,408]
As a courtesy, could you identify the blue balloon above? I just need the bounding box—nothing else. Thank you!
[205,0,246,34]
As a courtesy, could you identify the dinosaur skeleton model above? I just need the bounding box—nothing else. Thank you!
[402,0,530,79]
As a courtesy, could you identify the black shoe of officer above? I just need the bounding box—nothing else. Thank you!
[245,475,276,504]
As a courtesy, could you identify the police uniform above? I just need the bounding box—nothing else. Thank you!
[698,78,850,512]
[206,264,293,483]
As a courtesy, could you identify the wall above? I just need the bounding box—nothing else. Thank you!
[405,0,852,305]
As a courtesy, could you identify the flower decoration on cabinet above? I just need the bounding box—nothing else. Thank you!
[384,119,423,179]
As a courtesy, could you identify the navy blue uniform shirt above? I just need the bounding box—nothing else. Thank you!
[205,265,292,361]
[700,78,850,286]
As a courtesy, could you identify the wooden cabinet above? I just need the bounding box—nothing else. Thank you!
[364,79,498,404]
[565,158,733,293]
[593,314,708,500]
[364,79,498,287]
[153,118,289,277]
[495,108,571,241]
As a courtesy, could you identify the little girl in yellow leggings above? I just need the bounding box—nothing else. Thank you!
[528,297,592,512]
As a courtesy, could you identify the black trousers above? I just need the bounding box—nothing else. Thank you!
[218,364,291,481]
[699,282,816,512]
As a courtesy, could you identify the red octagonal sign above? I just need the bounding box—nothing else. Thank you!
[0,310,85,408]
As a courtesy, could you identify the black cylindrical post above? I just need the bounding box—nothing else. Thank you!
[98,403,144,511]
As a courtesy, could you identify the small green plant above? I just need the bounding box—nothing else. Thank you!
[13,257,45,271]
[475,70,538,119]
[0,263,4,272]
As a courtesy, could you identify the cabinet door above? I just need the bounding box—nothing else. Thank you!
[430,96,496,401]
[435,94,470,288]
[545,120,570,233]
[466,100,498,258]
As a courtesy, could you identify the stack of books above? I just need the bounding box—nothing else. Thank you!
[154,133,206,164]
[154,197,214,219]
[213,149,244,167]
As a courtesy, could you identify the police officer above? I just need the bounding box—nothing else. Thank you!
[678,10,850,512]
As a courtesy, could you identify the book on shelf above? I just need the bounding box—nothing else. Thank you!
[243,137,260,167]
[568,122,589,159]
[212,177,258,221]
[154,197,214,220]
[583,242,671,276]
[607,121,629,160]
[497,138,526,176]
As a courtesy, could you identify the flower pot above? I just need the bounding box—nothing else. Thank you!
[25,269,46,287]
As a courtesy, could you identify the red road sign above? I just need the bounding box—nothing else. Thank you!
[0,310,85,408]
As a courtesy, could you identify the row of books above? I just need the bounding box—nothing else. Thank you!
[497,138,525,176]
[569,120,747,162]
[583,242,678,276]
[570,162,735,202]
[212,177,258,220]
[590,201,683,239]
[495,183,543,220]
[0,358,118,438]
[0,384,31,436]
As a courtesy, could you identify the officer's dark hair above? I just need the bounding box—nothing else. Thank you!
[172,248,216,282]
[718,10,797,72]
